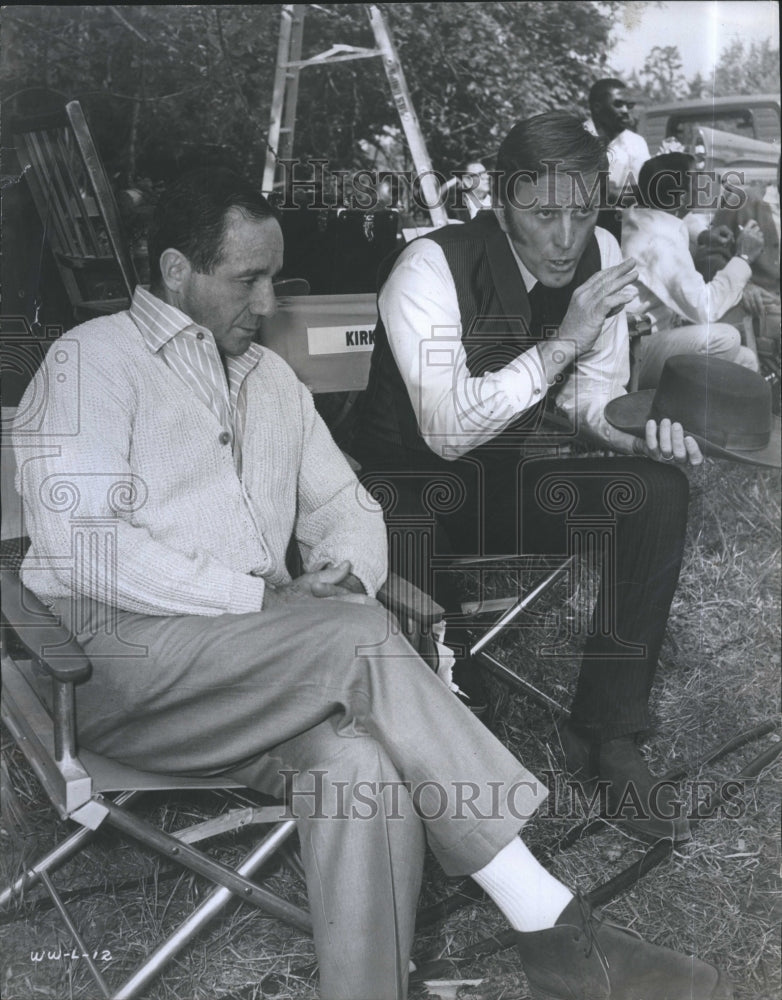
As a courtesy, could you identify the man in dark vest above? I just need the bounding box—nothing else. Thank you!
[352,111,704,845]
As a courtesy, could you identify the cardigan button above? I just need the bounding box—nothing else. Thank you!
[196,331,205,340]
[219,431,231,445]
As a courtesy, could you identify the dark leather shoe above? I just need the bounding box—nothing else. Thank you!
[517,895,733,1000]
[558,724,691,843]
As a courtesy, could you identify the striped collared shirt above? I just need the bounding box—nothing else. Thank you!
[129,286,262,476]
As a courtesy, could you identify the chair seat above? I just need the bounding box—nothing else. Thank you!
[83,747,243,795]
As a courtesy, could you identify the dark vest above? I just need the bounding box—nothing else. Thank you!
[353,212,601,468]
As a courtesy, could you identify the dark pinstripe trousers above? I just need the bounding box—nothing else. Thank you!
[357,453,691,742]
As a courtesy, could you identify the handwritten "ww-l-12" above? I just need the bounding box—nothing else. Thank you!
[30,947,112,962]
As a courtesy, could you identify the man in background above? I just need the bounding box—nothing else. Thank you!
[584,77,650,238]
[461,160,493,217]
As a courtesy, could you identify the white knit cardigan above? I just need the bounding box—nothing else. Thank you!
[13,313,387,616]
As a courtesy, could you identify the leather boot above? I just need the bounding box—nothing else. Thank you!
[558,724,691,843]
[516,895,733,1000]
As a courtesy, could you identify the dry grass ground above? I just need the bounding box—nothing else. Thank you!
[1,459,779,1000]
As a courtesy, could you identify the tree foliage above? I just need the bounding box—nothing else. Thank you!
[4,4,774,190]
[1,3,621,184]
[1,6,279,184]
[637,45,688,101]
[713,38,780,96]
[622,37,779,104]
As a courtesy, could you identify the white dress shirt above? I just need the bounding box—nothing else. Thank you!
[584,118,650,193]
[378,225,631,459]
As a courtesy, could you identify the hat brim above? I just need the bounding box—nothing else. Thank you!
[605,391,782,468]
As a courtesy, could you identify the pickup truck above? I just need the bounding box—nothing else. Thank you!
[637,94,780,193]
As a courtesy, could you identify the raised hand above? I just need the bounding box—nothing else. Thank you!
[561,258,638,348]
[735,220,765,264]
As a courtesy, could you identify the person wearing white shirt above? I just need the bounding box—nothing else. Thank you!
[622,152,763,389]
[583,78,650,241]
[584,78,650,197]
[461,160,493,218]
[353,111,705,848]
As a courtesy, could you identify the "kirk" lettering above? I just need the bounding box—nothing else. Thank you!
[345,329,375,347]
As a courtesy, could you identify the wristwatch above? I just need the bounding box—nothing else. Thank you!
[737,252,751,263]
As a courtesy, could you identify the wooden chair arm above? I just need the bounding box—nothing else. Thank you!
[1,569,92,683]
[377,572,444,627]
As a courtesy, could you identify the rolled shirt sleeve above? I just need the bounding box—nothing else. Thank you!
[623,208,751,327]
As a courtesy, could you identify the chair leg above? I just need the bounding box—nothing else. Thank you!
[475,649,567,715]
[112,820,301,1000]
[468,559,572,657]
[0,821,98,908]
[0,791,139,908]
[39,870,112,999]
[101,798,310,932]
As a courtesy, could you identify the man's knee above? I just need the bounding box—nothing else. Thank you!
[289,731,412,824]
[709,322,741,354]
[633,458,689,518]
[735,345,760,371]
[343,600,402,653]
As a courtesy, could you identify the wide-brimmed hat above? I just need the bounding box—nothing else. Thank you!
[605,355,781,468]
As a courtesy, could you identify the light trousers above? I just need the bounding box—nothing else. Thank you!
[635,321,758,390]
[54,594,546,1000]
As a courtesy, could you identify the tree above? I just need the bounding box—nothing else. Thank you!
[1,6,281,184]
[712,38,780,96]
[688,71,708,100]
[1,3,624,186]
[638,45,687,101]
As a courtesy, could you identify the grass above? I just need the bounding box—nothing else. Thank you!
[1,459,779,1000]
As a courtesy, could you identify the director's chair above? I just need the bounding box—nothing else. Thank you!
[0,536,443,999]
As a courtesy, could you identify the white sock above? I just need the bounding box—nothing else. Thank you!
[471,836,574,932]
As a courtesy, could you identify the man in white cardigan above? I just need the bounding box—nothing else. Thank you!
[13,169,730,1000]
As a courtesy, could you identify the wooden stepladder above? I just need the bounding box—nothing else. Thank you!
[262,3,449,228]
